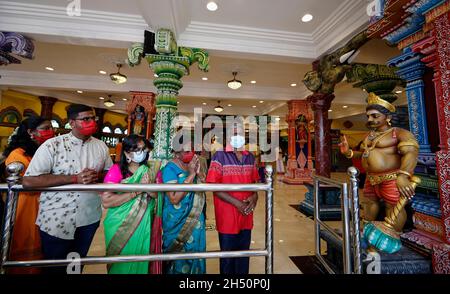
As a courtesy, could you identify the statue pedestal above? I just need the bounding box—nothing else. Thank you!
[320,229,432,274]
[283,159,313,185]
[299,183,341,220]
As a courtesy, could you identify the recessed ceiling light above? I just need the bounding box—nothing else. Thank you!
[328,109,333,112]
[99,70,107,75]
[362,88,366,92]
[228,104,232,107]
[45,67,54,71]
[302,14,314,23]
[343,105,348,109]
[202,102,207,105]
[396,90,403,94]
[259,100,264,104]
[206,1,218,11]
[291,83,297,87]
[251,81,256,84]
[99,97,105,100]
[77,90,83,94]
[252,105,257,108]
[202,77,208,81]
[122,98,127,101]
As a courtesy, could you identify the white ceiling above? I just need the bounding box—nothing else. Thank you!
[0,0,407,128]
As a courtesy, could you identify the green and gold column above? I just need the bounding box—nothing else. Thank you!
[128,29,209,161]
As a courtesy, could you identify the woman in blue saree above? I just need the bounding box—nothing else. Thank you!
[162,147,206,274]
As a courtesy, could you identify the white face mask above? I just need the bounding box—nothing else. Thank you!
[130,150,148,163]
[230,135,245,149]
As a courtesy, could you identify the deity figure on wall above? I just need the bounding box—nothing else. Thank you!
[296,115,308,169]
[131,105,146,136]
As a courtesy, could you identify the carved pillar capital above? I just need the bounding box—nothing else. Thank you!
[38,96,58,120]
[308,93,335,112]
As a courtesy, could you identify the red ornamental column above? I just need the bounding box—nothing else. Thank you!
[432,11,450,274]
[434,12,450,246]
[413,11,450,274]
[308,93,334,178]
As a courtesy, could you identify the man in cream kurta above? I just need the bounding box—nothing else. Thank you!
[23,104,113,274]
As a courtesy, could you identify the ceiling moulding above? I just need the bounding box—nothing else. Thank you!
[179,21,316,60]
[0,1,147,46]
[0,0,368,59]
[313,0,370,57]
[0,70,304,101]
[136,0,191,38]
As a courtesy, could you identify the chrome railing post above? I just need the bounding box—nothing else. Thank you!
[341,182,352,274]
[265,165,274,274]
[1,162,23,274]
[348,166,361,274]
[313,178,321,263]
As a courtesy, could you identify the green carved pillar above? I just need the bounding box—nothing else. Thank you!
[128,29,209,161]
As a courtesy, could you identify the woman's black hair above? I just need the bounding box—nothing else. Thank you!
[119,135,149,178]
[3,116,49,158]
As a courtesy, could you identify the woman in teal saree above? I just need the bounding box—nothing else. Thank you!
[100,135,162,274]
[162,148,206,274]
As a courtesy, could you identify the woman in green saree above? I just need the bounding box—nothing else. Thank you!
[100,135,162,274]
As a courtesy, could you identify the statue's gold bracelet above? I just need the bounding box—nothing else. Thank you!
[397,170,412,178]
[345,149,354,159]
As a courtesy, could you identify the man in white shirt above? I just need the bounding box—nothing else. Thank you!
[23,104,113,273]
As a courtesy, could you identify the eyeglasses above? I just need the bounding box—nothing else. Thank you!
[75,116,98,122]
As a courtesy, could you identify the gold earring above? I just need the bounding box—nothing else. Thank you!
[387,120,392,126]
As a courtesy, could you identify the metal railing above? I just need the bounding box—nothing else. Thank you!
[313,167,361,274]
[0,162,274,274]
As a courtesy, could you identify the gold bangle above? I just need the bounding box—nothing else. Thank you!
[345,149,354,159]
[397,170,412,178]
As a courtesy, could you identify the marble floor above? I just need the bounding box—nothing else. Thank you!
[83,173,347,274]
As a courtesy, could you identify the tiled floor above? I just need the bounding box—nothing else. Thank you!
[83,173,347,274]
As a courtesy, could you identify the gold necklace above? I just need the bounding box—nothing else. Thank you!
[368,127,392,141]
[363,128,394,158]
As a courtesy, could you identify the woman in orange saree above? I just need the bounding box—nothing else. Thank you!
[3,117,54,274]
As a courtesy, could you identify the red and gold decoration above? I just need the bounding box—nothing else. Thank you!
[283,100,313,185]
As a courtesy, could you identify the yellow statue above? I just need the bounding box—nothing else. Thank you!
[131,105,145,136]
[339,93,419,232]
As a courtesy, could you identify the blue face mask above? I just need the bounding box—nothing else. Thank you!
[131,150,148,163]
[230,135,245,149]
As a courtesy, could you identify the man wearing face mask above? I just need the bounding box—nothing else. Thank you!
[23,104,113,274]
[206,129,259,274]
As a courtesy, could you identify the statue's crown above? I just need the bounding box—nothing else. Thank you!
[367,92,396,113]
